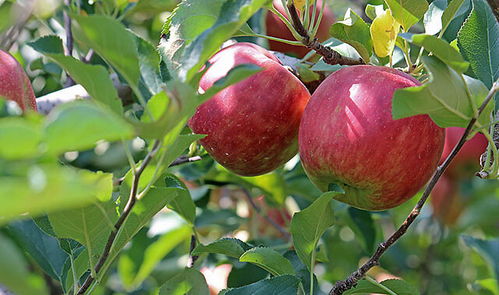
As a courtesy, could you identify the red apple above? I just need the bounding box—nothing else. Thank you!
[430,176,463,226]
[189,42,310,176]
[440,127,488,178]
[0,50,37,111]
[298,65,445,210]
[266,0,335,58]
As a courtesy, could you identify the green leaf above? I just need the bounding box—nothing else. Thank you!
[8,219,69,282]
[329,8,373,62]
[192,238,252,258]
[344,278,420,295]
[160,0,270,82]
[423,0,446,35]
[43,101,134,155]
[48,200,118,270]
[159,268,210,295]
[0,117,41,159]
[457,0,499,89]
[347,207,376,253]
[462,235,499,282]
[165,174,197,224]
[441,0,466,35]
[132,225,192,287]
[471,279,499,294]
[290,188,343,271]
[240,247,295,276]
[200,64,262,100]
[28,35,122,114]
[134,33,163,95]
[283,251,318,295]
[400,33,469,72]
[385,0,429,31]
[0,166,113,225]
[0,234,49,295]
[105,175,188,273]
[392,56,494,128]
[365,4,385,21]
[220,275,301,295]
[72,15,140,89]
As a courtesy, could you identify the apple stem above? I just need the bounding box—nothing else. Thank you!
[328,81,499,295]
[286,3,364,65]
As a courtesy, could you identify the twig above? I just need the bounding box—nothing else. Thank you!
[77,140,162,295]
[63,0,75,86]
[486,0,499,22]
[187,234,199,268]
[328,82,499,295]
[286,3,364,66]
[169,155,203,167]
[242,189,290,239]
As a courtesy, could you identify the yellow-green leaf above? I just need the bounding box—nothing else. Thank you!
[370,9,401,57]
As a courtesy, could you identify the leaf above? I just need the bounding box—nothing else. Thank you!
[48,200,118,270]
[423,0,446,35]
[347,207,376,253]
[43,101,134,155]
[165,174,197,224]
[392,56,494,128]
[192,238,252,258]
[462,235,499,282]
[134,33,163,95]
[200,64,262,100]
[72,15,140,89]
[370,9,401,58]
[0,166,113,225]
[159,268,210,295]
[329,8,373,62]
[400,33,469,72]
[457,0,499,89]
[240,247,295,276]
[385,0,429,31]
[344,278,420,295]
[290,187,343,270]
[0,117,41,159]
[220,275,301,295]
[161,0,270,82]
[132,225,192,287]
[0,233,49,295]
[283,251,319,295]
[7,219,69,282]
[365,4,385,20]
[441,0,466,35]
[28,35,123,114]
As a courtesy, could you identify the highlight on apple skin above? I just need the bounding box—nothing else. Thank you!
[265,0,335,58]
[298,65,445,211]
[188,42,311,176]
[0,50,37,111]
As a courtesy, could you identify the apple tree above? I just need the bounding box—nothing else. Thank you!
[0,0,498,294]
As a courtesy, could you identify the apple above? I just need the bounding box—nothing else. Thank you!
[0,50,37,111]
[189,42,311,176]
[298,65,445,211]
[265,0,335,58]
[440,127,488,178]
[430,176,463,226]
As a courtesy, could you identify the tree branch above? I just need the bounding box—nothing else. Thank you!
[486,0,499,22]
[329,81,499,295]
[169,155,204,167]
[63,0,75,87]
[286,3,364,66]
[77,140,162,295]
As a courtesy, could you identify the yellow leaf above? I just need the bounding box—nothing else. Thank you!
[370,9,400,58]
[293,0,315,12]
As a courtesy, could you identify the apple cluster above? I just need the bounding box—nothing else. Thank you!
[189,41,446,211]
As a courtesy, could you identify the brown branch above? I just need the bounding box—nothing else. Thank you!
[486,0,499,22]
[187,234,199,268]
[63,0,75,87]
[169,155,204,167]
[286,3,364,66]
[77,140,162,295]
[329,81,499,295]
[242,189,291,239]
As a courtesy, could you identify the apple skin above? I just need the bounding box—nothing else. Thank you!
[189,42,311,176]
[430,176,463,226]
[440,127,488,178]
[298,65,445,211]
[265,0,335,58]
[0,50,37,111]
